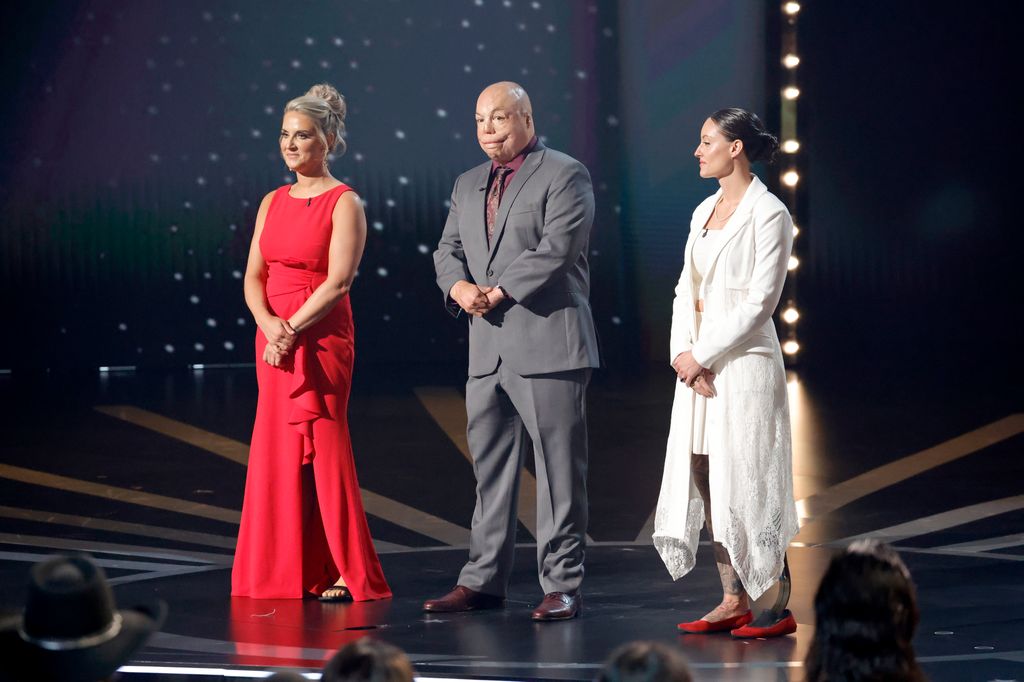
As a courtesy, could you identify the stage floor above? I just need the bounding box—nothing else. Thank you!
[1,363,1021,681]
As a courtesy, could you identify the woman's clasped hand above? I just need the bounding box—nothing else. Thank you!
[259,316,297,367]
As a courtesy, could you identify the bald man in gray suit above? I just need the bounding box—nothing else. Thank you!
[426,82,600,621]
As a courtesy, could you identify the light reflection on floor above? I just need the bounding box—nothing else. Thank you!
[0,367,1021,681]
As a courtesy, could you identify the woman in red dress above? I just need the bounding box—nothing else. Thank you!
[232,83,391,602]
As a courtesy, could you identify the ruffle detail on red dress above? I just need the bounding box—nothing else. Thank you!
[266,263,332,464]
[266,260,329,462]
[287,336,330,464]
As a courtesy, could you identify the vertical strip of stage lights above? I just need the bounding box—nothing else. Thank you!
[780,1,802,363]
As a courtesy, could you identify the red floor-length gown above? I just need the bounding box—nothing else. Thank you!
[232,183,391,601]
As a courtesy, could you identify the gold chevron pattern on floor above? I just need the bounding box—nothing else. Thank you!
[2,403,1020,569]
[795,413,1024,541]
[0,504,237,549]
[0,370,1020,682]
[0,462,241,523]
[634,413,1024,548]
[92,404,469,546]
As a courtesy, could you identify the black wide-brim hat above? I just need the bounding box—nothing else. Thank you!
[0,555,167,682]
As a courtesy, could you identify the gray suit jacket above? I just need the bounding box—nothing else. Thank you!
[434,143,601,377]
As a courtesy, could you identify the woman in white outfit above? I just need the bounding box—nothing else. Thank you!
[653,109,799,637]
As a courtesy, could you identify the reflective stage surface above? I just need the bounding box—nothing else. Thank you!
[0,363,1021,681]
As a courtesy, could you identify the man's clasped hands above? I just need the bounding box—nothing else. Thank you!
[450,280,508,317]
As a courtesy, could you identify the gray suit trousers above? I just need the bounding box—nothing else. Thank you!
[457,362,590,596]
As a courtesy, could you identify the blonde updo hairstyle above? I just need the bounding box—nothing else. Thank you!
[284,83,347,157]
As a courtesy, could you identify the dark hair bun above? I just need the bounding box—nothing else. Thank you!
[709,108,779,165]
[752,130,780,164]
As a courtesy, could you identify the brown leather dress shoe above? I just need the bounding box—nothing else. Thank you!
[531,591,581,621]
[422,586,505,613]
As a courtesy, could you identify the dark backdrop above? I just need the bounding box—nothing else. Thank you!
[795,2,1021,384]
[1,1,1018,385]
[0,0,764,372]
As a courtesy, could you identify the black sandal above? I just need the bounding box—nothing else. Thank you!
[318,585,353,602]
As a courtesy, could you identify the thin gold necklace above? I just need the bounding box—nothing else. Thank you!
[703,197,737,237]
[713,196,738,223]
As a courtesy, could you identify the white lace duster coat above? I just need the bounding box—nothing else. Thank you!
[653,175,800,600]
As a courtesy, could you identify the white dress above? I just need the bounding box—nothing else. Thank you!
[688,227,723,455]
[653,176,800,600]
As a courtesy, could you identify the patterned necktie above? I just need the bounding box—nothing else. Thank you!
[486,166,513,245]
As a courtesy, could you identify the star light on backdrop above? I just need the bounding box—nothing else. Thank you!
[7,1,628,370]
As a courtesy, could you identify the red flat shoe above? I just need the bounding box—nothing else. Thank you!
[731,611,797,638]
[677,610,752,634]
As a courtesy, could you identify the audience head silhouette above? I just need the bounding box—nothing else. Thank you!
[0,554,166,682]
[321,638,414,682]
[595,640,693,682]
[805,539,925,682]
